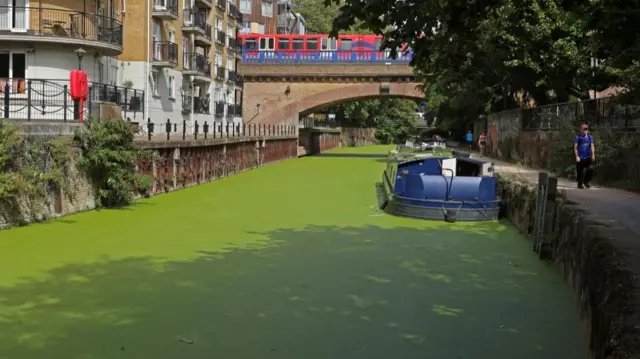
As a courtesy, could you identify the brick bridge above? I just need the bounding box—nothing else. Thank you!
[240,63,423,125]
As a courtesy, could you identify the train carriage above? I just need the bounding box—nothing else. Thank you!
[239,33,412,64]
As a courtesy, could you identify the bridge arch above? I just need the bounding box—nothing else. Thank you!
[243,82,424,125]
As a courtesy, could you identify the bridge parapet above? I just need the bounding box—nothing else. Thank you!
[240,63,416,78]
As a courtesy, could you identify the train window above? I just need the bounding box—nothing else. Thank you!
[321,38,337,50]
[375,38,382,51]
[340,39,353,51]
[278,38,290,50]
[245,38,258,50]
[293,38,304,50]
[259,37,275,50]
[306,38,318,50]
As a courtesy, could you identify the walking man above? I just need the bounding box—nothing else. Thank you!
[465,130,473,151]
[574,124,596,189]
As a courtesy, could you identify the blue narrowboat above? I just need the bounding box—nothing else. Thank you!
[380,151,500,222]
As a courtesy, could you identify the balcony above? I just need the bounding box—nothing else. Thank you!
[234,6,243,20]
[195,0,213,9]
[152,41,178,67]
[182,94,192,113]
[215,66,226,80]
[0,6,123,56]
[235,40,242,54]
[227,70,237,83]
[183,53,212,81]
[214,101,225,118]
[193,97,210,114]
[233,104,242,117]
[0,78,143,121]
[226,103,236,118]
[152,0,179,20]
[228,3,238,19]
[182,8,207,34]
[216,0,226,11]
[194,23,213,45]
[216,29,226,45]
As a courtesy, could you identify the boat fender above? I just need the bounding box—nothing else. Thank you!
[379,199,389,211]
[444,209,457,223]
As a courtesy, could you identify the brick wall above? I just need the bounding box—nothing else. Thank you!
[340,127,376,146]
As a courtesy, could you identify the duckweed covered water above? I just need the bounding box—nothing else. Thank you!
[0,145,588,359]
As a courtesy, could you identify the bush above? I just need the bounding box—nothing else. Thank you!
[74,118,151,208]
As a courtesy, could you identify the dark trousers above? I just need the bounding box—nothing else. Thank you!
[576,158,594,185]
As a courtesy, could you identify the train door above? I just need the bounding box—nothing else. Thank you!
[259,36,276,61]
[320,37,337,60]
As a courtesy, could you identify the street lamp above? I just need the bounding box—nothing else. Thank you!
[74,48,86,70]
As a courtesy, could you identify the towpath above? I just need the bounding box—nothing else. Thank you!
[473,153,640,236]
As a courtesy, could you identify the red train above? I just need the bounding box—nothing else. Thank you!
[238,34,385,52]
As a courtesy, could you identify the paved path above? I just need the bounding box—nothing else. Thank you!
[473,153,640,236]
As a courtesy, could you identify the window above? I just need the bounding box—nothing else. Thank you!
[292,38,304,50]
[277,38,289,50]
[259,37,274,50]
[227,57,234,71]
[168,75,175,98]
[151,71,159,96]
[245,38,257,50]
[227,25,234,41]
[261,0,273,17]
[258,24,265,34]
[306,38,318,50]
[110,65,118,85]
[215,52,222,66]
[0,52,27,93]
[169,30,175,43]
[239,0,251,14]
[340,39,352,51]
[2,0,27,31]
[98,62,104,84]
[321,38,337,50]
[216,17,223,30]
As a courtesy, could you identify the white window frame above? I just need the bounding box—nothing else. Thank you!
[151,71,159,96]
[0,51,28,86]
[239,0,251,14]
[1,0,30,32]
[227,57,233,71]
[168,74,175,99]
[216,16,223,30]
[215,51,222,66]
[168,29,175,43]
[261,0,273,17]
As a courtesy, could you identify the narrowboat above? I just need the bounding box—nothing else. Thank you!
[380,150,500,222]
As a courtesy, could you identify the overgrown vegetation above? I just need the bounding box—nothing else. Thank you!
[0,121,73,224]
[74,118,152,208]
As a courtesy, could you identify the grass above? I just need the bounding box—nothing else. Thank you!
[0,145,588,359]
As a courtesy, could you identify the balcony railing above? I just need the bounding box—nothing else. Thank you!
[0,6,123,48]
[234,6,243,20]
[183,8,208,32]
[215,66,226,80]
[233,104,242,117]
[235,40,242,53]
[228,3,238,17]
[184,53,212,76]
[1,78,144,121]
[228,37,235,49]
[216,29,226,44]
[214,101,224,117]
[227,71,237,83]
[216,0,226,10]
[152,41,178,64]
[152,0,179,17]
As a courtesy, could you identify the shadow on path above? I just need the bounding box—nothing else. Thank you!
[0,225,586,359]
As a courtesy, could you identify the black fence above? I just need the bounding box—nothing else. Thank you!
[152,41,179,64]
[215,66,226,80]
[1,78,144,121]
[183,53,211,76]
[183,7,208,32]
[0,6,123,46]
[299,117,340,128]
[521,97,640,130]
[140,119,296,141]
[152,0,178,17]
[216,30,226,45]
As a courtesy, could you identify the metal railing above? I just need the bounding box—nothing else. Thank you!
[152,41,178,64]
[228,3,238,18]
[214,101,225,117]
[520,97,640,130]
[201,23,213,41]
[241,50,413,63]
[215,66,226,80]
[140,119,295,141]
[0,6,123,47]
[233,104,242,117]
[0,78,144,121]
[228,37,236,49]
[152,0,178,16]
[183,7,208,32]
[216,0,226,10]
[216,29,226,44]
[299,117,340,128]
[184,53,212,76]
[233,5,243,20]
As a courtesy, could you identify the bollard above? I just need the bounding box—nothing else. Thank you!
[194,121,199,140]
[147,118,153,141]
[226,123,230,138]
[182,120,186,140]
[165,119,171,141]
[203,121,209,139]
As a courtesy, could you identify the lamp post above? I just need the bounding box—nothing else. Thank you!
[74,48,86,70]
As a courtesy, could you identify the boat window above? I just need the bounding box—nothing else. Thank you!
[306,38,318,50]
[292,38,304,50]
[277,38,290,50]
[245,38,258,50]
[340,39,353,51]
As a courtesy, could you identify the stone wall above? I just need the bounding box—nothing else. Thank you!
[340,127,377,147]
[298,128,342,155]
[497,174,640,359]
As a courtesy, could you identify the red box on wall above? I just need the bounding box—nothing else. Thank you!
[70,70,88,100]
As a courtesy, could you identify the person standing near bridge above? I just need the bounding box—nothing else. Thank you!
[465,130,473,151]
[574,124,596,189]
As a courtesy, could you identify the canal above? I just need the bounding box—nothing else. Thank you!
[0,145,588,359]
